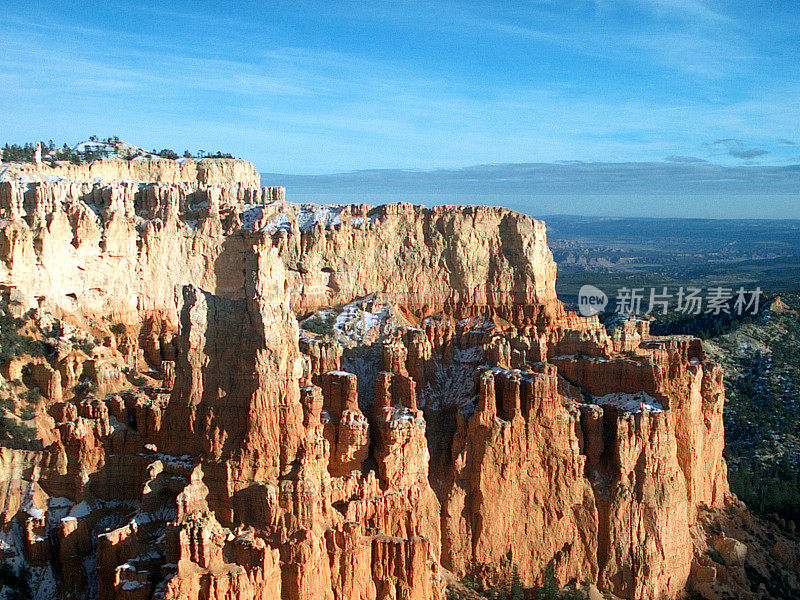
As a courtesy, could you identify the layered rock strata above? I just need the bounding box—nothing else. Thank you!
[0,162,742,600]
[0,156,261,187]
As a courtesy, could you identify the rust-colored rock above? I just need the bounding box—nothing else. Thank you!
[0,160,761,600]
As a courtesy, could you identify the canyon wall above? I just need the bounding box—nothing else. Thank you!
[0,163,735,600]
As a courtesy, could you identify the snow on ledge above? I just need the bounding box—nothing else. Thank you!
[591,391,665,414]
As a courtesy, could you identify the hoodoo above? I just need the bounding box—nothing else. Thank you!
[0,154,784,600]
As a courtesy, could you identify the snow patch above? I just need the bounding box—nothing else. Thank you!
[152,453,194,468]
[297,204,344,232]
[240,205,264,230]
[332,296,395,346]
[261,212,292,233]
[68,500,92,519]
[48,496,74,509]
[121,580,148,591]
[382,405,421,428]
[592,391,665,414]
[20,481,44,519]
[420,346,482,411]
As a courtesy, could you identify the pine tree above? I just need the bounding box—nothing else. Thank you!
[511,566,524,600]
[542,560,558,600]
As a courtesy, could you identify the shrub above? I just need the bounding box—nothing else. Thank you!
[445,563,588,600]
[74,337,97,354]
[23,388,41,404]
[73,380,97,396]
[301,312,336,337]
[0,308,46,363]
[2,418,36,445]
[0,562,32,600]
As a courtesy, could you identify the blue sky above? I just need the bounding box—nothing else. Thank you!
[1,1,799,184]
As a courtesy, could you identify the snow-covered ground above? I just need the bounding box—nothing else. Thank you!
[296,204,344,232]
[420,346,483,412]
[300,294,403,349]
[333,298,393,344]
[250,204,348,234]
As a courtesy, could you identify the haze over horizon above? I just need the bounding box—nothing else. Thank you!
[1,0,799,217]
[264,161,800,219]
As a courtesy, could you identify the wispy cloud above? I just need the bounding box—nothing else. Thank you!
[708,139,770,160]
[632,0,731,23]
[0,2,797,175]
[454,2,752,81]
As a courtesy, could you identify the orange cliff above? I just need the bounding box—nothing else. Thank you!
[0,160,741,600]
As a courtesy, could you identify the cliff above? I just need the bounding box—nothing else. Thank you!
[0,163,791,600]
[0,156,261,187]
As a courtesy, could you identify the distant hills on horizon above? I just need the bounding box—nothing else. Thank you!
[262,161,800,219]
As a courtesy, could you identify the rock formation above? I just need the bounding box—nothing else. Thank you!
[0,155,792,600]
[0,156,261,187]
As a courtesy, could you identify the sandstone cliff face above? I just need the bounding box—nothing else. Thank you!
[0,165,738,600]
[1,157,261,187]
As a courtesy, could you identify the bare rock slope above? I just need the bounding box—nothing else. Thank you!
[0,155,791,600]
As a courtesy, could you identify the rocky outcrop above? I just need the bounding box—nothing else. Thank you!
[0,163,747,600]
[0,157,261,187]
